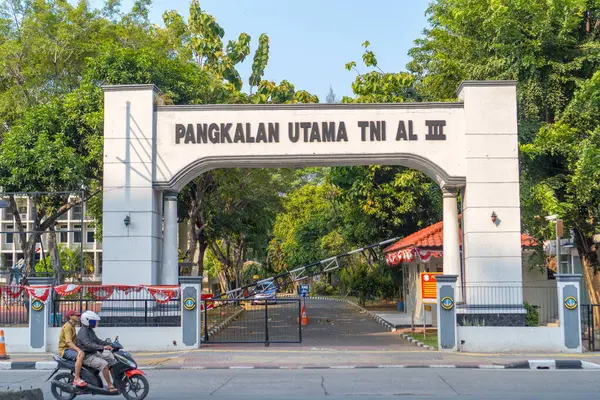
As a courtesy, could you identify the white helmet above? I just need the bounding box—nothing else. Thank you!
[81,311,101,327]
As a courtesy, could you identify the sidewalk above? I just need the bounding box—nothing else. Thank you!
[3,346,600,370]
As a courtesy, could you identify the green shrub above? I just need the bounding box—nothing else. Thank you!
[524,301,539,327]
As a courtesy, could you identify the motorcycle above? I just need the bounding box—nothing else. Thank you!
[47,336,149,400]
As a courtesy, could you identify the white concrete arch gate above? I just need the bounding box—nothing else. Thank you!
[101,81,521,290]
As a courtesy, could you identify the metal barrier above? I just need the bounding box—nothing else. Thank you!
[582,304,600,351]
[202,298,301,345]
[456,285,559,327]
[50,287,181,327]
[0,285,29,326]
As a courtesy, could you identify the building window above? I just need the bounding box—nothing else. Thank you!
[87,231,95,244]
[72,206,83,220]
[98,253,102,276]
[73,224,82,243]
[15,198,27,221]
[58,225,68,243]
[3,253,13,268]
[6,224,13,244]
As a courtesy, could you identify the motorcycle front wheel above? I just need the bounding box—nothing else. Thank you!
[50,372,77,400]
[121,374,149,400]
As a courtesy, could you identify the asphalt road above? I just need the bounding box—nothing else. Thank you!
[1,369,599,399]
[210,299,415,349]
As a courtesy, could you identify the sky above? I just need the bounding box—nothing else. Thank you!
[92,0,430,101]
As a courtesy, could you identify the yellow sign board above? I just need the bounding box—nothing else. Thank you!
[421,272,441,303]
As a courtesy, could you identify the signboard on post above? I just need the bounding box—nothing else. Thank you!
[299,284,310,298]
[421,272,441,304]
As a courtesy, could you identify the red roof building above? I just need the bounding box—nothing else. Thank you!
[384,219,537,266]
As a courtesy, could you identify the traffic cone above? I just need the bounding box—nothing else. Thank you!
[0,330,9,359]
[301,306,309,326]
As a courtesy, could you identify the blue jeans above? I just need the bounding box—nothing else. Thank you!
[63,349,78,361]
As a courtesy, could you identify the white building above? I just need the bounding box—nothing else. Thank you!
[0,196,102,280]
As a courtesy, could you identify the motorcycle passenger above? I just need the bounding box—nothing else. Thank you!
[77,311,117,393]
[58,310,87,387]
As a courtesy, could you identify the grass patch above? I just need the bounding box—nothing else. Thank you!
[407,332,438,349]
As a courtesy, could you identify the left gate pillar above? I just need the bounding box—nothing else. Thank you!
[436,275,458,351]
[27,277,53,352]
[102,84,163,285]
[180,276,203,349]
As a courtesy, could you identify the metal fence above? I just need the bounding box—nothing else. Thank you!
[0,285,29,326]
[456,285,559,327]
[49,287,180,328]
[582,304,600,351]
[202,298,301,345]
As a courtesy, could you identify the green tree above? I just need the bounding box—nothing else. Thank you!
[406,0,600,304]
[325,85,338,103]
[521,71,600,302]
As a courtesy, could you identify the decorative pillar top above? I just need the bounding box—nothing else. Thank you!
[164,192,178,200]
[179,276,204,285]
[27,276,54,285]
[436,275,458,283]
[555,274,582,283]
[441,186,459,197]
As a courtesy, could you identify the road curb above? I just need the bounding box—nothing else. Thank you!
[399,333,436,351]
[3,360,599,371]
[504,360,600,370]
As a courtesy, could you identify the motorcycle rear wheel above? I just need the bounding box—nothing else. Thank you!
[121,374,149,400]
[50,372,77,400]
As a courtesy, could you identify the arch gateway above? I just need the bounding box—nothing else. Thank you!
[101,81,521,293]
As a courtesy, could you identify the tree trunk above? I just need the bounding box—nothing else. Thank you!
[195,232,208,277]
[575,229,600,329]
[48,223,64,283]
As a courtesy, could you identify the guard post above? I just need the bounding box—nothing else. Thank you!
[179,276,203,349]
[556,274,582,353]
[27,277,53,352]
[436,275,458,351]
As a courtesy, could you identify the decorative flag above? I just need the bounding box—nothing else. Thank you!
[25,286,52,303]
[87,286,115,300]
[2,285,25,298]
[54,284,82,297]
[114,285,143,295]
[146,286,180,304]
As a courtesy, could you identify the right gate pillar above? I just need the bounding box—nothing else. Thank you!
[556,274,583,353]
[458,81,522,299]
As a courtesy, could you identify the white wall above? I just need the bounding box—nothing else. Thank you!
[3,327,31,353]
[457,326,573,353]
[45,327,184,352]
[5,326,185,353]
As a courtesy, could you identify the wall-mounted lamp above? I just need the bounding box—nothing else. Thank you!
[491,211,497,224]
[123,215,131,227]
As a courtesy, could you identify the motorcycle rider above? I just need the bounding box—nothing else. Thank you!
[76,311,117,393]
[57,310,87,387]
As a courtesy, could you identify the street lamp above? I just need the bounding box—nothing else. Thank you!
[545,215,563,274]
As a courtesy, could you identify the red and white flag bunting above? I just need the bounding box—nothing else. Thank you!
[114,285,143,295]
[146,286,180,304]
[1,286,25,298]
[386,247,443,266]
[87,286,115,300]
[26,286,52,303]
[54,284,82,297]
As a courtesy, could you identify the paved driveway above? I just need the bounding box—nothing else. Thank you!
[300,299,415,349]
[209,298,416,350]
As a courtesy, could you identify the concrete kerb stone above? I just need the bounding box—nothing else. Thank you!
[1,360,599,370]
[0,388,44,400]
[399,333,436,351]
